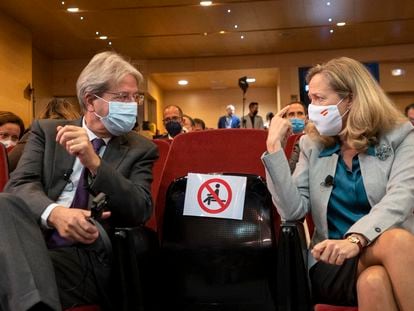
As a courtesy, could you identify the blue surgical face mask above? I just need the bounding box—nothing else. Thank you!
[290,118,305,133]
[94,95,137,136]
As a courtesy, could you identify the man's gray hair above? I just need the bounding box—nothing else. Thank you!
[76,51,143,111]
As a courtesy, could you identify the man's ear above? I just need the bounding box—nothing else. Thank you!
[85,94,96,112]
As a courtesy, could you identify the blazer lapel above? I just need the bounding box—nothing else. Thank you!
[102,135,128,169]
[47,119,81,200]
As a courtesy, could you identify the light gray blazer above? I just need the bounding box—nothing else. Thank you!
[262,121,414,249]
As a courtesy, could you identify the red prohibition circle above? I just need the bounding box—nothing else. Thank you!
[197,178,232,214]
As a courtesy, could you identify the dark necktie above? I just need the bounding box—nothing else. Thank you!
[70,138,105,208]
[47,138,105,248]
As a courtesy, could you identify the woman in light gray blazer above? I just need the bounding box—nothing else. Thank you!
[263,57,414,310]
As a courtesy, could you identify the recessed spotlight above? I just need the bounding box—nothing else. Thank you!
[200,1,212,6]
[240,35,245,39]
[219,30,225,34]
[336,22,346,26]
[96,31,99,35]
[330,29,334,33]
[227,9,231,13]
[391,68,405,76]
[328,18,332,22]
[326,2,331,5]
[246,78,256,83]
[80,16,84,20]
[178,80,188,86]
[203,32,208,36]
[108,41,112,46]
[99,36,108,40]
[61,1,65,4]
[234,24,238,29]
[67,7,79,12]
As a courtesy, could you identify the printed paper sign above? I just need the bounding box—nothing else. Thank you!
[183,173,246,220]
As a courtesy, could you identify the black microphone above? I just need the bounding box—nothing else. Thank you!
[63,168,73,182]
[322,175,334,187]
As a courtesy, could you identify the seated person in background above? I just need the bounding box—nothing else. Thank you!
[138,120,156,140]
[404,102,414,125]
[0,111,25,152]
[263,112,274,130]
[0,51,158,310]
[263,57,414,309]
[8,98,82,172]
[217,104,240,128]
[194,118,206,131]
[275,100,308,173]
[182,114,195,132]
[155,105,185,140]
[241,102,264,129]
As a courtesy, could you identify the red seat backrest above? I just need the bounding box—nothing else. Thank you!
[154,129,268,237]
[0,143,9,192]
[146,139,171,231]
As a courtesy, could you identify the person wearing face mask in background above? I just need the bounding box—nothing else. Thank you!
[273,101,308,173]
[155,105,185,140]
[0,51,158,310]
[263,57,414,309]
[0,111,25,152]
[241,102,264,129]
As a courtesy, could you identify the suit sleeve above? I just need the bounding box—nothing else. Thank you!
[89,137,159,227]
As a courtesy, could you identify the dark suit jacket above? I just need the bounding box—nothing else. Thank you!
[5,118,158,227]
[217,115,241,128]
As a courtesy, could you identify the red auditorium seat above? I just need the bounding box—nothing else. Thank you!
[315,305,358,311]
[0,143,9,191]
[145,138,170,232]
[154,128,269,239]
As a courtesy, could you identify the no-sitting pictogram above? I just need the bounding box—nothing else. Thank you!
[197,178,232,214]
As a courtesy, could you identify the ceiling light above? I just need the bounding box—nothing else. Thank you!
[326,2,331,5]
[328,18,332,22]
[330,29,334,33]
[200,1,212,6]
[108,41,112,46]
[219,30,225,34]
[99,36,108,40]
[96,31,99,35]
[178,80,188,85]
[240,35,245,39]
[391,68,405,76]
[61,1,65,4]
[246,78,256,83]
[67,7,79,12]
[80,16,84,20]
[227,9,231,13]
[336,22,346,26]
[203,32,208,36]
[234,25,238,29]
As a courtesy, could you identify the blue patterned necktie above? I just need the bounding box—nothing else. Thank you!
[47,138,105,248]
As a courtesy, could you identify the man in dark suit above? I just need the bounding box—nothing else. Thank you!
[217,104,240,128]
[0,51,158,310]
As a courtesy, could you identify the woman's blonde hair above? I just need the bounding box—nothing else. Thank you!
[306,57,405,151]
[38,98,81,120]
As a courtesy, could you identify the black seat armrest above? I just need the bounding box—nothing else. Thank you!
[277,220,312,311]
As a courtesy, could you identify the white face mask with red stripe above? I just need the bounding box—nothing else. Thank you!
[308,98,348,136]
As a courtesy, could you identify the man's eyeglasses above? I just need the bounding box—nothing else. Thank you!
[104,91,143,103]
[163,116,182,123]
[0,132,19,142]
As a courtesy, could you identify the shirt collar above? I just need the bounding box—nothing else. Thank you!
[82,117,111,145]
[319,142,340,157]
[318,141,377,158]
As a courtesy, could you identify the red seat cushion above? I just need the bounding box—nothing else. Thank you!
[315,304,358,311]
[65,306,101,311]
